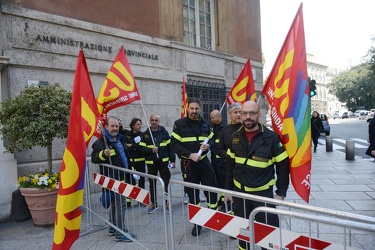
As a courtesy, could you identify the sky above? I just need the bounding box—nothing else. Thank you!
[261,0,375,76]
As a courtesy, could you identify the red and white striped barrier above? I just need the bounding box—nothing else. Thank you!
[188,204,358,250]
[93,172,151,206]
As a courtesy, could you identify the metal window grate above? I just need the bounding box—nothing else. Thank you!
[186,78,227,122]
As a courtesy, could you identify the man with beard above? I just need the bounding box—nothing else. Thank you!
[225,101,289,250]
[91,116,136,242]
[171,98,218,236]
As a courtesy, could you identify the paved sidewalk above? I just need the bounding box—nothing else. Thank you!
[0,146,374,250]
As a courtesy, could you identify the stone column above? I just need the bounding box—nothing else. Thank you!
[0,56,18,222]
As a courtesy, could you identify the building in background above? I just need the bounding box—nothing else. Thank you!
[0,0,262,221]
[307,54,343,116]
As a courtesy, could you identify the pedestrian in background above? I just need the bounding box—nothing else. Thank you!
[225,101,289,250]
[91,116,136,242]
[139,114,175,214]
[125,118,146,205]
[311,110,324,153]
[366,117,375,162]
[171,98,218,236]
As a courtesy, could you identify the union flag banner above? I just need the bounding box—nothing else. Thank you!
[261,3,311,202]
[181,77,188,118]
[96,46,141,121]
[226,58,256,105]
[53,50,101,249]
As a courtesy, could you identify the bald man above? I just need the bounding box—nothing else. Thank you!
[209,109,227,208]
[225,101,290,250]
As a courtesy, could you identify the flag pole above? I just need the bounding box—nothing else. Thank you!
[219,100,226,113]
[139,99,159,158]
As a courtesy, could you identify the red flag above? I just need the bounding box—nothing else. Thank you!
[96,46,141,116]
[226,58,256,105]
[181,77,188,118]
[53,50,101,249]
[261,3,311,202]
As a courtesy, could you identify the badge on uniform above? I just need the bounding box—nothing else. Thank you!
[232,138,240,144]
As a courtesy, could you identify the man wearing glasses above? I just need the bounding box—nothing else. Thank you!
[225,101,290,250]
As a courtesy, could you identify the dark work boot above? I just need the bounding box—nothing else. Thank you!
[191,224,202,236]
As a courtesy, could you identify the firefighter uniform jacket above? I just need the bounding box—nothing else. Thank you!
[125,130,145,167]
[225,124,290,197]
[139,125,175,165]
[91,134,131,181]
[210,120,227,162]
[170,116,214,159]
[217,122,242,159]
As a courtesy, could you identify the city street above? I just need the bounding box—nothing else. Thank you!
[319,117,371,159]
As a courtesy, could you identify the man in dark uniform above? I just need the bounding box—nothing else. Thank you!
[139,114,175,214]
[209,109,227,207]
[217,102,242,212]
[171,98,218,236]
[225,101,290,250]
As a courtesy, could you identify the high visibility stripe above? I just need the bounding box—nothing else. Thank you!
[234,178,275,192]
[130,158,145,162]
[215,138,219,143]
[172,134,212,143]
[245,158,272,168]
[146,157,169,164]
[99,150,106,161]
[215,155,221,159]
[109,149,116,156]
[275,150,288,162]
[181,137,198,142]
[227,149,235,159]
[171,132,182,141]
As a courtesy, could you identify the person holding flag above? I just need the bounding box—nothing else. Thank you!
[171,98,218,237]
[91,116,136,242]
[225,101,289,250]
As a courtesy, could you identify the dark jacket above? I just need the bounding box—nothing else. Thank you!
[225,124,290,197]
[210,120,227,162]
[311,116,324,137]
[218,122,243,159]
[91,133,131,181]
[139,125,176,165]
[170,116,213,159]
[125,130,145,167]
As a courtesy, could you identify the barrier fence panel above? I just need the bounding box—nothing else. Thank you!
[81,161,170,249]
[168,179,375,250]
[249,207,375,250]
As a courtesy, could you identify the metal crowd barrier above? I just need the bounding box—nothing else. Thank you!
[168,179,375,250]
[79,161,375,250]
[80,160,170,249]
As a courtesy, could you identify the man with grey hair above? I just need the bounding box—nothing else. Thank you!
[217,102,242,211]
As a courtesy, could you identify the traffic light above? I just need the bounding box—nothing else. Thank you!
[309,79,317,97]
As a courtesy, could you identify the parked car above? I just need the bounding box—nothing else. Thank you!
[332,113,341,119]
[319,113,330,136]
[341,111,355,119]
[355,110,367,117]
[359,111,369,120]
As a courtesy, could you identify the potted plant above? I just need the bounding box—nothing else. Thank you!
[18,169,60,226]
[0,83,71,225]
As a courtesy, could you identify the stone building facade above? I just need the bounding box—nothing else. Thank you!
[0,1,263,221]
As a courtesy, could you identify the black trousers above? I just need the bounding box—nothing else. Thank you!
[233,186,279,250]
[147,162,170,205]
[181,157,218,208]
